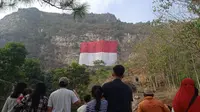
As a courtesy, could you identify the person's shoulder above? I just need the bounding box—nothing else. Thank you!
[123,83,132,91]
[49,90,58,96]
[101,99,108,104]
[87,99,95,105]
[152,98,165,106]
[139,99,146,105]
[102,81,113,88]
[6,96,16,102]
[77,104,86,111]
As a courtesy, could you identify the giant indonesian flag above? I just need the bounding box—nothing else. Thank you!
[79,40,118,66]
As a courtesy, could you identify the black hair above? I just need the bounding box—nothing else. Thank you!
[113,65,125,77]
[11,82,27,98]
[92,85,103,112]
[167,105,172,111]
[59,81,68,87]
[84,95,91,103]
[30,83,46,108]
[22,88,33,96]
[144,93,154,97]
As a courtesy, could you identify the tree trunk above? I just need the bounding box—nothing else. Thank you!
[169,64,175,88]
[167,75,171,88]
[150,76,156,91]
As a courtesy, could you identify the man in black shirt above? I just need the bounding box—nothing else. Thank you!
[102,65,133,112]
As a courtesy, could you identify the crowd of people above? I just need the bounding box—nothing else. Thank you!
[1,65,200,112]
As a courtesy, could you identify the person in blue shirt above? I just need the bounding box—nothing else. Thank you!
[86,85,108,112]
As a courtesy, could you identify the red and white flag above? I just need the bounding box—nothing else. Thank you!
[79,40,118,66]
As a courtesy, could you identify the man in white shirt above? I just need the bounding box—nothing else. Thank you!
[77,95,91,112]
[48,77,80,112]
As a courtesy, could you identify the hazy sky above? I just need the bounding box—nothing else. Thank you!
[0,0,156,23]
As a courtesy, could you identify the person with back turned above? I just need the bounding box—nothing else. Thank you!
[102,65,133,112]
[48,77,80,112]
[137,88,170,112]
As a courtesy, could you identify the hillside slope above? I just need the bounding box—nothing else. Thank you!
[0,8,151,69]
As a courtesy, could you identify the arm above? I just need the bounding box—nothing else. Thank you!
[163,104,170,112]
[47,95,53,112]
[72,90,81,105]
[137,103,143,112]
[1,98,8,112]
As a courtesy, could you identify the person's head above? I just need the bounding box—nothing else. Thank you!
[84,95,91,103]
[112,65,125,78]
[143,88,154,97]
[173,78,197,112]
[91,85,103,111]
[31,83,46,108]
[22,88,33,96]
[59,77,69,88]
[11,82,27,98]
[181,78,195,87]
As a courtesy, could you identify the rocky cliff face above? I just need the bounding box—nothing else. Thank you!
[0,8,151,69]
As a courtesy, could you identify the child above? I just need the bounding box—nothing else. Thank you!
[17,88,32,103]
[77,95,91,112]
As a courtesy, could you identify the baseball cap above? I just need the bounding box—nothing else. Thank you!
[59,77,69,84]
[144,88,154,95]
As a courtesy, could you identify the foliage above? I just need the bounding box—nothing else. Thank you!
[0,42,27,82]
[93,60,105,66]
[153,0,200,21]
[88,67,111,89]
[21,59,44,86]
[0,0,88,18]
[0,42,112,110]
[128,20,200,89]
[51,62,90,97]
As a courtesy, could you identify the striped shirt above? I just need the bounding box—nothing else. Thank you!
[86,99,108,112]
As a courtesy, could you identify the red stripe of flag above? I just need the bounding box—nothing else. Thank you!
[80,40,118,53]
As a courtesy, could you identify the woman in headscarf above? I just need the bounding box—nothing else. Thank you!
[172,78,200,112]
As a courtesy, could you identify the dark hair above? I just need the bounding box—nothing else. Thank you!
[22,88,33,96]
[59,81,68,87]
[30,83,46,108]
[11,82,27,98]
[144,93,154,97]
[92,85,103,111]
[113,65,125,77]
[167,105,172,111]
[84,95,91,103]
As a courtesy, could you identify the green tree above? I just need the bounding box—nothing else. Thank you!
[21,58,44,86]
[51,62,90,97]
[0,42,27,82]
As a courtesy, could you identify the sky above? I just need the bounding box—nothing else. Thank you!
[0,0,156,23]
